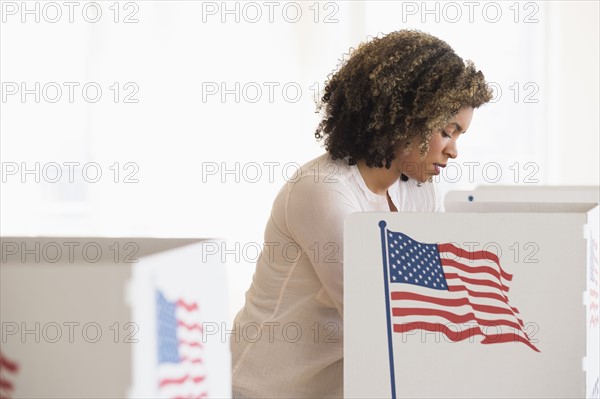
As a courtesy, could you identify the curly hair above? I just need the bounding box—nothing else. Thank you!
[314,29,493,168]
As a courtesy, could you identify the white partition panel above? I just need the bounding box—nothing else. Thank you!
[445,185,599,207]
[0,237,230,399]
[344,203,598,398]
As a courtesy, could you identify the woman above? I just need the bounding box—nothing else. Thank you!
[231,29,493,398]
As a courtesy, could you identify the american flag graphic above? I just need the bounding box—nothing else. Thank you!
[381,225,539,352]
[157,290,208,399]
[0,351,19,399]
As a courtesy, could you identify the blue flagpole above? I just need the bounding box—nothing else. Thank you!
[379,220,397,399]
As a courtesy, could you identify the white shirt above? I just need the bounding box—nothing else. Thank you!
[231,153,444,398]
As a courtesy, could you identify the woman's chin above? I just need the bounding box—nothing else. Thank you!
[414,176,428,184]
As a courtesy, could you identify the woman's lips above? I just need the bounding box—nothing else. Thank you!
[433,163,446,175]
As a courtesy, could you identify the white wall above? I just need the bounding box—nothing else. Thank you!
[545,1,599,185]
[1,1,598,321]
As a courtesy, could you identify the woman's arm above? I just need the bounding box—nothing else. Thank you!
[285,176,358,317]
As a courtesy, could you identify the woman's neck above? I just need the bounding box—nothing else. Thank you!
[356,159,401,196]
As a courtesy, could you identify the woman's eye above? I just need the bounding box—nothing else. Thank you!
[441,130,451,138]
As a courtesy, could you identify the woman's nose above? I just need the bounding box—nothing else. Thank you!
[444,140,458,159]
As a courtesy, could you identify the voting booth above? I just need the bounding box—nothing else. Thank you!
[445,185,599,207]
[0,237,231,398]
[344,203,599,398]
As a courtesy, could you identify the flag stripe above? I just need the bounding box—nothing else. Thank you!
[0,379,14,391]
[179,340,203,348]
[390,291,517,316]
[395,300,525,329]
[177,321,203,332]
[449,285,522,317]
[393,321,539,352]
[393,288,525,327]
[441,258,510,284]
[180,356,203,364]
[177,299,199,312]
[0,351,18,397]
[392,307,526,332]
[393,321,483,342]
[158,374,207,388]
[438,243,512,281]
[482,334,540,352]
[447,284,508,303]
[444,272,510,292]
[0,355,18,374]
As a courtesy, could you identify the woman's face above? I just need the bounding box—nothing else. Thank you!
[394,106,474,183]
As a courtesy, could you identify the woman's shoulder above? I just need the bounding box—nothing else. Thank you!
[289,152,355,188]
[269,153,362,232]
